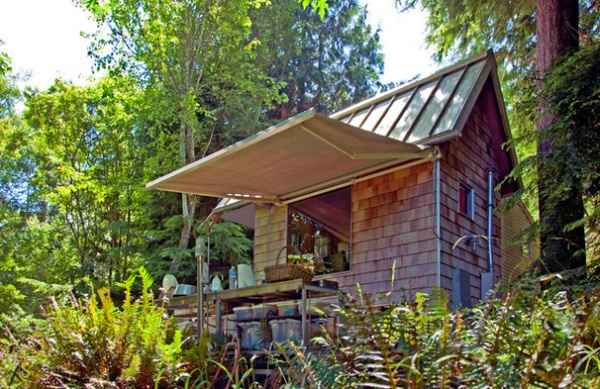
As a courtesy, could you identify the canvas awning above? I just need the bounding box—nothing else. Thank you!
[145,109,429,203]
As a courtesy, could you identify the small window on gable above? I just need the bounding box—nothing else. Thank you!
[459,184,474,219]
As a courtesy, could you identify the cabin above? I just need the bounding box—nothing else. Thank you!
[147,51,538,327]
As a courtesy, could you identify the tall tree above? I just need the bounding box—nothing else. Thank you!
[397,0,599,272]
[535,0,585,272]
[251,0,384,120]
[80,0,283,271]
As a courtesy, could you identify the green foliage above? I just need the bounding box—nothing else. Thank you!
[23,76,150,286]
[280,280,600,388]
[301,0,330,19]
[0,48,30,213]
[0,267,188,388]
[79,0,290,270]
[0,41,19,118]
[251,0,384,120]
[202,220,254,265]
[0,266,269,388]
[1,68,84,312]
[539,44,600,263]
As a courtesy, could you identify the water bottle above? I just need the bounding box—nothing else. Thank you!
[229,266,238,289]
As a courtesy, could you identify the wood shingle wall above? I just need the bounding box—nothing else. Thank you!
[437,84,504,305]
[341,162,436,305]
[501,199,539,282]
[249,76,534,307]
[253,205,287,275]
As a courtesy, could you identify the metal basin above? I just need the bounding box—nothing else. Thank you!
[173,284,197,296]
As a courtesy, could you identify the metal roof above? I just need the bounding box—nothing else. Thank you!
[330,50,503,146]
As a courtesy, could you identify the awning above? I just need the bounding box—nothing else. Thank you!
[145,109,428,203]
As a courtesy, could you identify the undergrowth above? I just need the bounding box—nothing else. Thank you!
[0,267,190,388]
[280,275,600,388]
[2,268,599,388]
[0,267,267,388]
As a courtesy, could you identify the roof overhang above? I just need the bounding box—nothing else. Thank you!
[146,109,430,203]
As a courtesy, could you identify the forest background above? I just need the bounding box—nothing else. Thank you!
[0,0,599,328]
[1,0,600,387]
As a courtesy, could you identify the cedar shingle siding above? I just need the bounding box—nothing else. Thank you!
[248,60,535,306]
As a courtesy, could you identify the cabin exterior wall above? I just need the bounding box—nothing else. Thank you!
[341,162,436,304]
[253,205,287,275]
[249,84,534,307]
[501,199,539,282]
[437,94,504,305]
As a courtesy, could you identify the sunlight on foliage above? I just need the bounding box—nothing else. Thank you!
[279,278,600,388]
[0,267,188,388]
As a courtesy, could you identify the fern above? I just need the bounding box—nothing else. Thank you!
[275,275,600,389]
[3,267,189,387]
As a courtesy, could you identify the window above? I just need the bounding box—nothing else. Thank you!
[459,184,474,219]
[287,187,351,274]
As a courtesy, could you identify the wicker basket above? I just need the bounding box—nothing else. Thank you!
[264,246,314,284]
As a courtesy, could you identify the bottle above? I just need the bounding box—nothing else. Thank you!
[211,275,222,292]
[229,266,238,289]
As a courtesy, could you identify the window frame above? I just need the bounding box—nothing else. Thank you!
[459,183,475,219]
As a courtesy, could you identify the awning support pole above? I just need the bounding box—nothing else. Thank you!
[195,236,205,344]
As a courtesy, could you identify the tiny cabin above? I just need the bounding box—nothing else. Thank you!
[147,51,538,315]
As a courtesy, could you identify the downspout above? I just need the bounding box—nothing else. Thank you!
[487,168,494,274]
[433,148,442,288]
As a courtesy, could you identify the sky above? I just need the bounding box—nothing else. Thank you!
[0,0,438,91]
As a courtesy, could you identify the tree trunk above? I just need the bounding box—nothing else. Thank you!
[536,0,586,272]
[170,193,198,271]
[170,116,199,272]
